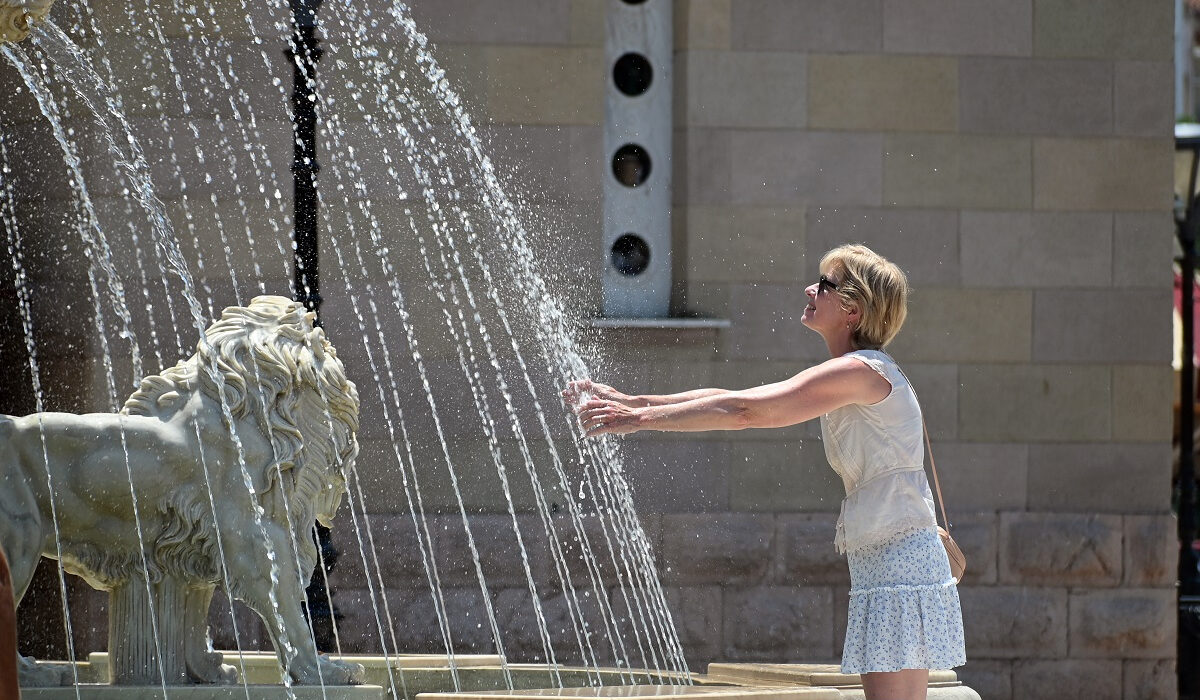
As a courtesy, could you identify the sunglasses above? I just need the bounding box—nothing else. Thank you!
[817,274,839,295]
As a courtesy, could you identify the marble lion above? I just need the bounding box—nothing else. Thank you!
[0,295,364,686]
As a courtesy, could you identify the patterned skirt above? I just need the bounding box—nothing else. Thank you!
[841,527,966,674]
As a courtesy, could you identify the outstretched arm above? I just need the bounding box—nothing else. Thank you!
[575,356,890,436]
[563,379,732,408]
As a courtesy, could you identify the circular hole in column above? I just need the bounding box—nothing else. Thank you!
[611,234,651,276]
[613,53,653,96]
[612,144,651,187]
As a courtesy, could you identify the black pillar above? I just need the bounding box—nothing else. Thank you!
[1178,131,1200,698]
[287,0,338,653]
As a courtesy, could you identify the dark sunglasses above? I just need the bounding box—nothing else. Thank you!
[817,274,839,295]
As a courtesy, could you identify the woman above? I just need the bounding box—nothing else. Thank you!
[564,244,965,700]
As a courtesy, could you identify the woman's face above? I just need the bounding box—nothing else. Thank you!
[801,270,852,335]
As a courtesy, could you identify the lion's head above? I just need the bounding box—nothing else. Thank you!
[123,295,360,537]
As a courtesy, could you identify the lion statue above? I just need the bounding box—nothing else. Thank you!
[1,295,364,686]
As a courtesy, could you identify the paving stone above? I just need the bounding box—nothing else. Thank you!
[1028,443,1171,512]
[1124,514,1176,587]
[883,0,1032,56]
[660,513,775,585]
[959,586,1067,658]
[723,586,833,661]
[731,0,882,52]
[1070,588,1175,658]
[998,512,1122,586]
[809,54,957,132]
[774,513,849,586]
[1011,659,1120,700]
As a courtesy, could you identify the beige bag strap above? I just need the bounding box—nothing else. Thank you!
[889,358,951,531]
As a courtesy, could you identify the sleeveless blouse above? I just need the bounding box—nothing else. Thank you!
[820,350,937,553]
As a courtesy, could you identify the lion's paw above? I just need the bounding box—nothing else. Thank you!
[18,656,72,687]
[292,654,365,685]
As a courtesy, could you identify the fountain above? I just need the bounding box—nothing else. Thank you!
[0,1,980,698]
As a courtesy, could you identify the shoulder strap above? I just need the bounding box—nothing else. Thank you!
[887,357,951,531]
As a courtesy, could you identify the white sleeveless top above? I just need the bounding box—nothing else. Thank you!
[820,350,937,553]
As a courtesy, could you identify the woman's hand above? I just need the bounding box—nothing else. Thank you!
[575,399,644,437]
[562,379,636,408]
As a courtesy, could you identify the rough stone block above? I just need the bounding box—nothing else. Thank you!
[676,0,731,49]
[803,207,960,287]
[731,0,882,52]
[407,0,569,44]
[1028,444,1170,512]
[730,130,883,206]
[1033,289,1171,363]
[955,660,1012,700]
[1124,514,1177,587]
[960,211,1112,287]
[958,364,1111,442]
[958,586,1068,658]
[884,134,1032,209]
[723,586,834,661]
[675,128,732,205]
[1070,589,1175,658]
[728,440,846,512]
[945,512,998,585]
[683,206,806,284]
[933,443,1028,511]
[886,289,1032,363]
[959,58,1112,135]
[660,513,775,585]
[883,0,1032,56]
[484,46,603,125]
[1113,365,1174,442]
[1124,659,1176,700]
[1114,212,1174,288]
[1012,659,1121,700]
[1114,61,1174,138]
[328,513,434,590]
[556,507,663,589]
[1033,0,1172,60]
[1033,138,1173,211]
[681,51,806,128]
[809,54,957,132]
[774,513,849,586]
[666,586,723,663]
[998,512,1122,586]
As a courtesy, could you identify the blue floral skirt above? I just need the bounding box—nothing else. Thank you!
[841,527,966,674]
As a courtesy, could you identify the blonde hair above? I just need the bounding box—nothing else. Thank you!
[819,244,909,350]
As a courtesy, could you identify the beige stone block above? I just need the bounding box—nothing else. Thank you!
[896,364,958,440]
[774,514,848,585]
[934,443,1028,511]
[1070,588,1175,658]
[478,125,599,205]
[884,134,1032,209]
[1115,61,1174,138]
[722,282,831,361]
[1034,138,1174,211]
[86,0,285,40]
[731,131,883,206]
[660,513,775,585]
[484,46,603,125]
[803,207,959,287]
[883,0,1032,56]
[809,55,957,133]
[1114,212,1174,288]
[723,586,834,660]
[675,128,732,205]
[681,51,806,128]
[666,586,723,663]
[960,211,1112,287]
[684,206,805,283]
[944,512,998,585]
[1011,659,1120,700]
[1124,514,1177,587]
[959,58,1112,136]
[1033,289,1171,363]
[406,0,569,43]
[1028,444,1171,512]
[956,660,1012,700]
[958,364,1110,442]
[676,0,731,49]
[959,586,1068,658]
[1034,0,1172,61]
[886,289,1032,363]
[569,0,604,46]
[1124,659,1176,700]
[998,512,1122,586]
[1113,365,1174,442]
[728,440,845,512]
[731,0,882,52]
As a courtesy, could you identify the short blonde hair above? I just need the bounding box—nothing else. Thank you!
[819,244,909,350]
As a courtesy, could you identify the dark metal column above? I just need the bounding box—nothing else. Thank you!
[1177,126,1200,698]
[287,0,339,653]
